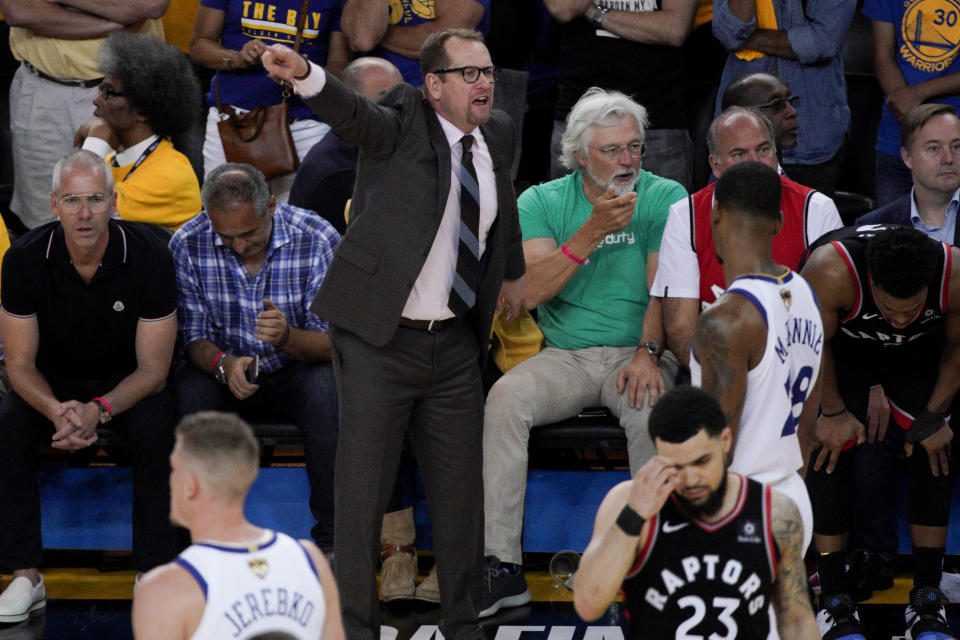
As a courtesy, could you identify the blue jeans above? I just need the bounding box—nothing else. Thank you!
[875,150,913,206]
[174,359,339,550]
[550,119,694,192]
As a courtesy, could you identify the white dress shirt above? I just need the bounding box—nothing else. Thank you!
[294,61,498,320]
[82,133,159,165]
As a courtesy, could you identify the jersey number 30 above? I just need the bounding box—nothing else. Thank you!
[781,365,814,437]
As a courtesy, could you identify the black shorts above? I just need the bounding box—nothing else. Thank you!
[832,335,942,425]
[807,335,952,535]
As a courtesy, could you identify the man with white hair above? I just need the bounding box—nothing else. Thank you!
[479,87,686,617]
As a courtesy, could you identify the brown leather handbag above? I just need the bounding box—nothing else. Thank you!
[214,0,311,180]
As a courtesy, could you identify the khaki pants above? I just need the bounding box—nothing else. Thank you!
[483,345,679,564]
[10,65,97,229]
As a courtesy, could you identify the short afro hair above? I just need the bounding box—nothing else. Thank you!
[721,72,784,110]
[866,226,941,299]
[648,386,727,444]
[714,161,782,223]
[99,32,201,139]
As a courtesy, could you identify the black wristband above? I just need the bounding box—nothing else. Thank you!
[821,407,847,418]
[616,505,646,536]
[906,409,949,444]
[293,55,312,81]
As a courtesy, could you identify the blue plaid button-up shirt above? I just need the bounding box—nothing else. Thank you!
[170,203,340,374]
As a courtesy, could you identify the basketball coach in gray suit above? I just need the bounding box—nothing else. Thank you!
[264,29,526,640]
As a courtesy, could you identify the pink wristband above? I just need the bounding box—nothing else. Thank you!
[561,243,587,265]
[92,396,112,418]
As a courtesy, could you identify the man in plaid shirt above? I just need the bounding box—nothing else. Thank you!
[169,163,341,555]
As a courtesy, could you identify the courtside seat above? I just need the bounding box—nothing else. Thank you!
[248,421,302,443]
[833,190,876,226]
[529,407,626,452]
[93,421,305,465]
[93,409,627,468]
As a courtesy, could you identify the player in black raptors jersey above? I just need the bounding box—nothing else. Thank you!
[800,225,960,640]
[574,386,817,640]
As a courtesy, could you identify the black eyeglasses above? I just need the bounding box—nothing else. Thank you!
[430,65,500,84]
[752,94,798,113]
[98,83,125,100]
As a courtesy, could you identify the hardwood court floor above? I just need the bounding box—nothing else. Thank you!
[2,569,958,640]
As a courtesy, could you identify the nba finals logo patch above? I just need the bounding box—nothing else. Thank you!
[779,289,792,311]
[248,557,269,579]
[900,0,960,72]
[737,520,762,544]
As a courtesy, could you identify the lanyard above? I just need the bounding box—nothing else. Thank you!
[120,138,161,182]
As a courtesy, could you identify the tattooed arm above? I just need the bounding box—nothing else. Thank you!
[692,294,764,445]
[770,490,819,639]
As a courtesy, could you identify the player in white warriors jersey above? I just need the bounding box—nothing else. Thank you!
[690,162,823,555]
[132,412,345,640]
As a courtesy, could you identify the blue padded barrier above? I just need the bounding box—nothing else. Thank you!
[38,466,960,554]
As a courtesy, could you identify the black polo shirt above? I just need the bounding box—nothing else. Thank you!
[1,220,176,381]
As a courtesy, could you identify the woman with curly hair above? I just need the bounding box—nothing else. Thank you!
[75,32,203,231]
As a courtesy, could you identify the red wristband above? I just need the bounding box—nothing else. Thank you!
[561,243,587,265]
[211,350,226,372]
[92,396,112,418]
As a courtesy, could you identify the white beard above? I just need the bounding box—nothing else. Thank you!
[585,163,637,197]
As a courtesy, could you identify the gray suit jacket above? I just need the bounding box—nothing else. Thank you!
[307,73,525,359]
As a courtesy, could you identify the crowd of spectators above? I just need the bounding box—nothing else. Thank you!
[1,0,960,637]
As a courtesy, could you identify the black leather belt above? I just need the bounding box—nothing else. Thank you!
[23,61,102,88]
[398,317,458,332]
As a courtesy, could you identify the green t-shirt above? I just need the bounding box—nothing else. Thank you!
[518,170,686,350]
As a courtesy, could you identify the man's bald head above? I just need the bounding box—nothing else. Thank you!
[341,57,405,103]
[707,107,779,178]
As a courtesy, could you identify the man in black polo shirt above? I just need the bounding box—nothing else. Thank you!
[0,149,179,622]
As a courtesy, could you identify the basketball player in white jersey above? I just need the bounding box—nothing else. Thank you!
[690,161,824,555]
[132,412,345,640]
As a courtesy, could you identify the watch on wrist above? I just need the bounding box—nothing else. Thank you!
[590,4,609,26]
[638,341,661,357]
[92,399,112,425]
[214,354,228,385]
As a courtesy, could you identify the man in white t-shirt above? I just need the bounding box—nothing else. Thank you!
[620,108,840,411]
[623,108,839,395]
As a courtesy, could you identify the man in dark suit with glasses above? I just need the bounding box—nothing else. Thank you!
[264,28,525,640]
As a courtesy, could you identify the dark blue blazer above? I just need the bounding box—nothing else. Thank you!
[856,194,960,243]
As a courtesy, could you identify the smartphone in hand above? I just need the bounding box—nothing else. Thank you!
[245,354,260,384]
